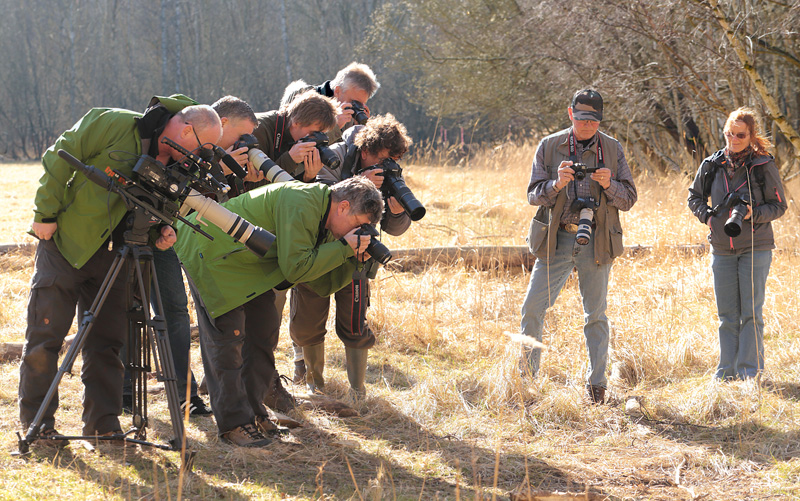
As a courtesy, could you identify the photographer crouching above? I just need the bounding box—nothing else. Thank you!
[520,89,637,405]
[289,114,417,399]
[19,99,222,446]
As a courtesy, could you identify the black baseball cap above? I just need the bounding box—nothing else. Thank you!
[571,89,603,122]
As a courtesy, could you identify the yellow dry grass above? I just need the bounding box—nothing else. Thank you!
[1,146,800,500]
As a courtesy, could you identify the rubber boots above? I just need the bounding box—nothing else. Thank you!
[345,347,368,398]
[303,342,325,393]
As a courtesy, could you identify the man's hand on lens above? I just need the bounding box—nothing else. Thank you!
[302,148,323,181]
[361,167,384,189]
[289,140,317,164]
[336,102,355,129]
[387,197,403,215]
[555,161,575,191]
[590,167,612,190]
[155,226,177,250]
[343,227,371,255]
[32,221,57,240]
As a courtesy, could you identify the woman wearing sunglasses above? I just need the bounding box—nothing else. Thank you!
[688,107,787,380]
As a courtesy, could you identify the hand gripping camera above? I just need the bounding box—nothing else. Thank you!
[297,131,341,170]
[349,100,369,126]
[571,162,599,181]
[372,159,426,221]
[570,196,598,245]
[354,224,392,265]
[233,134,295,184]
[710,192,750,237]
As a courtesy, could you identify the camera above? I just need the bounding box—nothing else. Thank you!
[349,100,369,126]
[354,224,392,265]
[233,134,295,184]
[372,159,426,221]
[572,163,599,181]
[570,196,597,245]
[298,132,341,170]
[710,192,750,237]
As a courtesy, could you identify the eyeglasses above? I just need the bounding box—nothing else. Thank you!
[185,122,203,150]
[724,131,749,140]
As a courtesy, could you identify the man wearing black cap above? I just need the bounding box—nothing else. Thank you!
[520,89,637,404]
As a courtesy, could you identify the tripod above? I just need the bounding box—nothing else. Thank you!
[16,206,191,467]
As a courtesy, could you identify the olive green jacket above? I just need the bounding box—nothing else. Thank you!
[173,181,358,318]
[33,95,196,268]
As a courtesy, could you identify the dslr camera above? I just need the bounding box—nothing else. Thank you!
[572,162,599,181]
[354,224,392,265]
[570,196,597,245]
[349,100,369,126]
[298,132,341,169]
[370,159,426,221]
[710,192,750,237]
[233,134,295,184]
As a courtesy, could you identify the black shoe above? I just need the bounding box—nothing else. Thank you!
[122,394,133,414]
[585,384,606,405]
[255,415,290,437]
[182,396,213,416]
[263,375,297,414]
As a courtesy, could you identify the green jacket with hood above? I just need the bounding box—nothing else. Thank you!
[33,94,197,268]
[173,181,358,318]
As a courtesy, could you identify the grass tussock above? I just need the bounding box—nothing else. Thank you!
[1,148,800,499]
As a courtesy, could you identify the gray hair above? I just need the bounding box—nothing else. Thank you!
[331,62,380,98]
[176,105,221,133]
[330,176,383,225]
[280,79,313,108]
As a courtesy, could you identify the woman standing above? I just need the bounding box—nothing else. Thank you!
[688,107,787,380]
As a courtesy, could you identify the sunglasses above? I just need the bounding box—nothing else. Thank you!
[724,131,749,140]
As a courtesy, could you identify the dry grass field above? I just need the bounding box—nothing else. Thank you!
[1,143,800,500]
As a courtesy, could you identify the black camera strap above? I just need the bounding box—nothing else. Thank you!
[274,113,289,154]
[350,266,371,337]
[568,130,604,167]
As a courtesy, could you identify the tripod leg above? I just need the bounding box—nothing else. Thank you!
[20,248,130,451]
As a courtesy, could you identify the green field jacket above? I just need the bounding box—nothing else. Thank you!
[173,181,358,318]
[33,95,196,268]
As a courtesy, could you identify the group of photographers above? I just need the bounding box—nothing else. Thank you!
[19,68,788,451]
[20,62,420,448]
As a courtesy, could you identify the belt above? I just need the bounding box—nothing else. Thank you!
[559,223,579,233]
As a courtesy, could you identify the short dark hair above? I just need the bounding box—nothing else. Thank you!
[211,96,257,124]
[330,177,383,225]
[353,114,412,159]
[280,90,338,131]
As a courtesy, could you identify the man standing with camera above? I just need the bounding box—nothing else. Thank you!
[520,89,637,405]
[20,97,221,445]
[280,62,380,144]
[289,114,414,398]
[174,177,383,447]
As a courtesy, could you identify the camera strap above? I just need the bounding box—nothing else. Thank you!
[274,113,288,153]
[568,130,604,168]
[350,267,370,337]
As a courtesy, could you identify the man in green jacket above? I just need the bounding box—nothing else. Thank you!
[19,97,222,445]
[174,177,382,447]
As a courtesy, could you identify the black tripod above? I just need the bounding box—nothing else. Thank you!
[16,205,191,467]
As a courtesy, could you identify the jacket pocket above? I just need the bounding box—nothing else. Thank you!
[526,206,550,254]
[609,226,624,259]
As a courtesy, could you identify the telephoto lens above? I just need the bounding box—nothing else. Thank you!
[724,203,748,237]
[575,208,594,245]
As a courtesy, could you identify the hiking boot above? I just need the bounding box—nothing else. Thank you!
[221,423,272,448]
[585,384,606,405]
[292,360,307,385]
[263,375,297,414]
[36,428,68,448]
[181,395,213,416]
[255,415,289,437]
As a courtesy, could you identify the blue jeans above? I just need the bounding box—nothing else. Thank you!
[122,247,197,399]
[711,250,772,379]
[520,229,612,387]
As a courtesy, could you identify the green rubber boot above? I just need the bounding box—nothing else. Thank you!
[303,342,325,393]
[345,347,369,399]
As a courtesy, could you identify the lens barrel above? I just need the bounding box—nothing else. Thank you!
[575,208,594,245]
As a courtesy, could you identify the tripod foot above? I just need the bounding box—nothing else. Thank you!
[180,449,196,474]
[12,432,31,456]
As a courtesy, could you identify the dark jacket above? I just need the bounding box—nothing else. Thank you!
[688,149,787,254]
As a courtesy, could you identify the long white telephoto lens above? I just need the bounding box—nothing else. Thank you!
[182,189,275,257]
[248,149,295,184]
[575,208,593,246]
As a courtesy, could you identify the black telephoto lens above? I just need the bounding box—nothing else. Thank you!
[724,203,748,237]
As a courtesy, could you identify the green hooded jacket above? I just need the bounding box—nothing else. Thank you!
[173,181,358,318]
[33,94,197,268]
